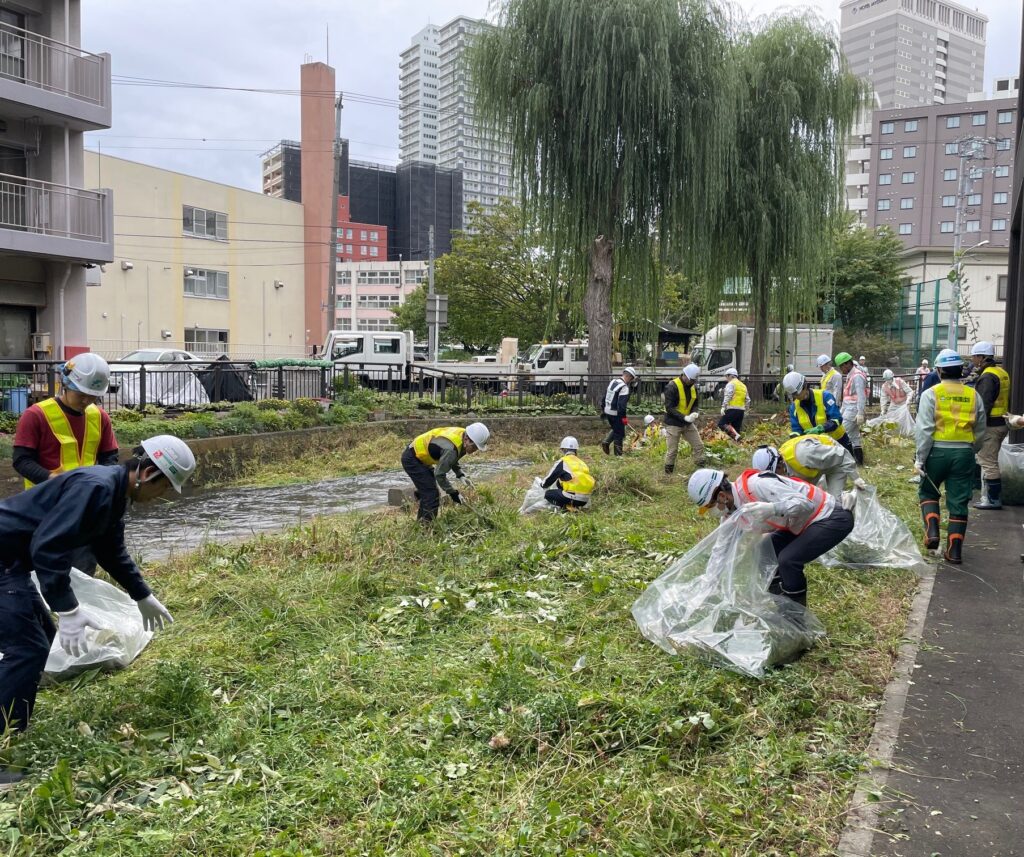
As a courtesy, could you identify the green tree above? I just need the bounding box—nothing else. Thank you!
[474,0,736,403]
[823,219,908,331]
[718,15,864,375]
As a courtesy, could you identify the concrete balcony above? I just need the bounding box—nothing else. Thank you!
[849,146,871,161]
[0,21,111,130]
[845,172,870,187]
[0,172,113,263]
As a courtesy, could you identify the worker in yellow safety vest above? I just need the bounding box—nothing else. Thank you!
[816,354,842,403]
[540,436,595,511]
[967,341,1012,510]
[716,368,746,442]
[914,350,985,564]
[752,436,865,498]
[783,371,855,457]
[401,423,490,521]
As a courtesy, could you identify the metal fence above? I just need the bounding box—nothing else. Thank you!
[0,172,109,241]
[0,19,108,105]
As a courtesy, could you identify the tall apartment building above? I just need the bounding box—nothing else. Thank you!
[840,0,987,110]
[0,0,113,361]
[260,140,302,201]
[400,17,511,221]
[399,25,441,164]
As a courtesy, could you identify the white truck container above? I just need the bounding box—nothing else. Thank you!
[691,324,834,384]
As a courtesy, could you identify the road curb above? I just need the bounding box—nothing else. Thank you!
[836,563,937,857]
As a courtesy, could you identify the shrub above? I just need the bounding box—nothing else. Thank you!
[256,397,290,411]
[290,397,323,418]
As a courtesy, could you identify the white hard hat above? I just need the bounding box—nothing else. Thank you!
[643,414,655,426]
[815,354,831,368]
[682,364,700,381]
[751,445,781,473]
[724,367,738,377]
[782,371,805,396]
[140,435,196,493]
[786,364,794,372]
[687,468,725,507]
[62,353,110,396]
[465,422,490,451]
[883,369,894,380]
[559,435,579,452]
[971,341,995,357]
[622,366,638,379]
[935,349,963,369]
[921,358,929,365]
[859,356,866,363]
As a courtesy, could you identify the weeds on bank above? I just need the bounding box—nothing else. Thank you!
[0,442,919,856]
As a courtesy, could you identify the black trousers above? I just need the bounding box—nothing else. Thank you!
[769,508,854,599]
[0,573,56,734]
[544,488,589,511]
[836,433,855,456]
[603,416,626,453]
[401,446,441,522]
[717,408,745,432]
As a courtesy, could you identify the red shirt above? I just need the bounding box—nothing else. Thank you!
[13,399,118,472]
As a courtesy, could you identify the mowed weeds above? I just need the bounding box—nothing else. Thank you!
[0,441,920,856]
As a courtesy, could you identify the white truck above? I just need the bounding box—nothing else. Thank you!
[690,324,834,388]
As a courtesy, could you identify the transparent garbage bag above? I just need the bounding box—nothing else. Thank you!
[821,486,928,573]
[866,402,915,436]
[999,441,1024,506]
[33,568,154,682]
[519,477,557,514]
[632,517,825,679]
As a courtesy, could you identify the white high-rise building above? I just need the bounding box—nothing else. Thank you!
[400,16,512,223]
[399,25,441,164]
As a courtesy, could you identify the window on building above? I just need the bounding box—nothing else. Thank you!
[966,220,981,232]
[880,148,893,160]
[900,198,914,209]
[184,328,229,355]
[337,270,352,285]
[993,219,1007,231]
[345,244,353,253]
[944,142,958,155]
[941,195,956,207]
[357,294,401,309]
[967,193,981,205]
[946,115,960,128]
[369,246,379,257]
[357,270,401,286]
[996,139,1011,151]
[904,119,918,131]
[878,173,892,186]
[880,121,894,134]
[997,111,1013,124]
[877,199,891,211]
[940,221,954,233]
[359,245,368,256]
[404,269,426,284]
[998,274,1008,301]
[184,267,229,299]
[183,206,228,240]
[943,168,957,180]
[337,296,352,309]
[898,223,913,235]
[903,146,917,158]
[972,113,986,126]
[901,172,916,184]
[356,318,398,332]
[994,192,1008,204]
[995,165,1010,177]
[345,228,353,239]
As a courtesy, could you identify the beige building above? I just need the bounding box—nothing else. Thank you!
[83,153,307,360]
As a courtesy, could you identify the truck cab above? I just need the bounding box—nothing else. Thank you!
[519,341,590,393]
[322,329,415,386]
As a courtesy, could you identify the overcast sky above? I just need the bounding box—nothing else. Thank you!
[83,0,1022,192]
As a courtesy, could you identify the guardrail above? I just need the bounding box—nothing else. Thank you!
[0,20,107,105]
[0,172,108,241]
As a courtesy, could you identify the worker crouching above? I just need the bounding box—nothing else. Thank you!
[687,467,855,607]
[540,436,594,511]
[401,423,489,522]
[752,436,865,498]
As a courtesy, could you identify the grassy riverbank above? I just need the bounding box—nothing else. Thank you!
[1,437,923,856]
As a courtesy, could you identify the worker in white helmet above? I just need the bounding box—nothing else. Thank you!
[783,370,855,456]
[915,357,931,395]
[0,436,196,757]
[663,363,704,474]
[879,369,913,416]
[717,368,746,442]
[752,438,865,498]
[539,436,595,511]
[687,467,855,606]
[632,413,662,449]
[601,367,639,456]
[968,341,1011,510]
[401,423,490,522]
[816,354,842,403]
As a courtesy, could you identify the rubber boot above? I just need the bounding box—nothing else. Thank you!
[944,517,967,564]
[853,446,865,466]
[973,480,1003,510]
[664,463,674,475]
[920,500,941,550]
[613,442,623,457]
[600,441,610,456]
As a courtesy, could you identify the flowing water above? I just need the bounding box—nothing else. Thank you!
[124,460,529,562]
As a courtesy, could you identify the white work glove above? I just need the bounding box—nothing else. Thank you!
[739,501,776,523]
[684,412,699,424]
[137,595,174,632]
[841,491,857,512]
[913,460,925,476]
[853,477,868,491]
[56,607,103,657]
[1004,413,1024,429]
[720,406,726,415]
[856,413,865,426]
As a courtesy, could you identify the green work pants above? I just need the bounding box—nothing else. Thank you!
[919,445,975,519]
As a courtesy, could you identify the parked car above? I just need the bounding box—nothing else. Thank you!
[108,349,213,408]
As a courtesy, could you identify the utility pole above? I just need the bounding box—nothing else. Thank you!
[326,93,344,340]
[947,137,992,350]
[427,225,436,361]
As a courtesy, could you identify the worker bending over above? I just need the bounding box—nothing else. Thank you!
[879,369,913,416]
[663,363,703,474]
[688,467,855,606]
[717,367,746,442]
[0,435,196,765]
[968,341,1011,510]
[539,436,594,511]
[601,367,638,456]
[914,351,985,563]
[835,352,868,465]
[783,371,855,456]
[401,423,490,522]
[752,436,865,498]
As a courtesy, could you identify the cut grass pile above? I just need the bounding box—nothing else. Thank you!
[0,437,923,856]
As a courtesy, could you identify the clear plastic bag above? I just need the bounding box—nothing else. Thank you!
[632,518,825,679]
[34,568,154,681]
[999,441,1024,506]
[519,477,557,514]
[866,402,915,436]
[821,486,928,573]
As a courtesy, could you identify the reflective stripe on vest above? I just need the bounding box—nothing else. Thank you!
[672,377,697,415]
[412,426,466,466]
[794,388,847,440]
[779,435,836,481]
[820,368,837,391]
[843,367,865,405]
[736,469,827,535]
[727,379,747,409]
[981,366,1010,417]
[559,454,595,496]
[933,382,978,443]
[25,398,103,490]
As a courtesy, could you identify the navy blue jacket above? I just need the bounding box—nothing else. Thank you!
[920,370,940,394]
[0,466,150,612]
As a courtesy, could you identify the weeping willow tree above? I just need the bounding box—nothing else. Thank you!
[719,15,865,376]
[473,0,737,400]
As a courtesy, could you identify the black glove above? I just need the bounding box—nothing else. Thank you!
[449,491,463,505]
